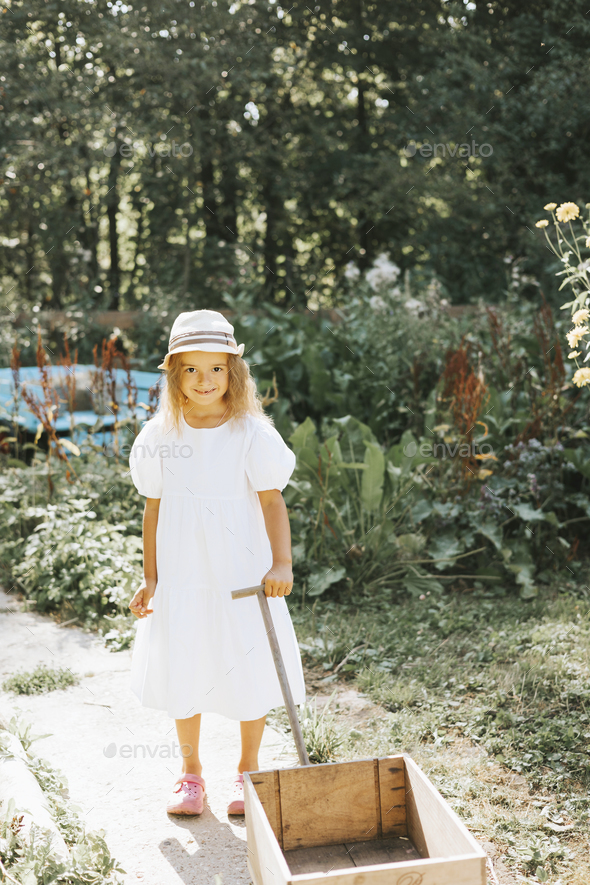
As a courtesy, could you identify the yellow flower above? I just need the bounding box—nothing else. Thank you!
[535,219,549,228]
[556,202,580,223]
[566,325,589,348]
[568,350,581,359]
[544,202,557,211]
[572,367,590,387]
[586,237,590,249]
[573,308,590,325]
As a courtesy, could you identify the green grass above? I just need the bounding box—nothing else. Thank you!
[292,581,590,793]
[2,663,80,695]
[287,576,590,882]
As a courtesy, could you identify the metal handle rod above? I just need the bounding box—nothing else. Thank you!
[231,584,310,766]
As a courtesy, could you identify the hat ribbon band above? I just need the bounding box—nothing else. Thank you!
[168,333,238,352]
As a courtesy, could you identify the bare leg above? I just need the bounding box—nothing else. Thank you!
[175,713,202,776]
[238,715,266,774]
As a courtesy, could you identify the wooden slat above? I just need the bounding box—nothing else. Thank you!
[372,758,383,839]
[404,755,486,878]
[290,853,487,885]
[344,836,421,867]
[279,759,379,851]
[284,837,421,875]
[244,773,291,885]
[274,769,284,848]
[284,844,355,875]
[377,755,407,837]
[250,769,283,847]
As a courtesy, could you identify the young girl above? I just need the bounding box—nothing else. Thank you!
[127,309,306,816]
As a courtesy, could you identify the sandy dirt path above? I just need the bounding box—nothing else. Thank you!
[0,589,298,885]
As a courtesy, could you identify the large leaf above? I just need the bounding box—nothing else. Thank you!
[296,447,321,481]
[332,415,378,463]
[428,531,464,570]
[396,533,426,557]
[475,519,503,551]
[289,417,319,453]
[361,441,385,511]
[411,499,434,524]
[401,569,444,598]
[564,447,590,481]
[322,435,343,465]
[306,566,347,597]
[432,501,460,518]
[511,502,550,523]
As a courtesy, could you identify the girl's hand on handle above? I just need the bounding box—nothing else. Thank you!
[262,562,293,598]
[129,578,157,619]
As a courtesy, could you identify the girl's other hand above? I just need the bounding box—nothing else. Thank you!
[262,563,293,598]
[129,578,157,619]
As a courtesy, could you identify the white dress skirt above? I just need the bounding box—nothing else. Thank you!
[128,410,306,721]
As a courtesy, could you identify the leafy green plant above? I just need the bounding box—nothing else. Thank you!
[286,413,586,602]
[287,414,457,599]
[2,664,79,696]
[0,713,126,885]
[300,693,345,764]
[535,200,590,389]
[11,497,143,625]
[0,716,52,756]
[507,833,567,881]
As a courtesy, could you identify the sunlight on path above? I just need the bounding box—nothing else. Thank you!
[0,589,297,885]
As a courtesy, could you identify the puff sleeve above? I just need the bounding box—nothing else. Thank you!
[245,418,296,493]
[129,417,164,498]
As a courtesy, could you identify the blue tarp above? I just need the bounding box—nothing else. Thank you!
[0,365,161,449]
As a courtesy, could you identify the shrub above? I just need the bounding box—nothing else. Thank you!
[11,497,143,625]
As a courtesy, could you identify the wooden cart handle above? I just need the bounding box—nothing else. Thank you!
[232,584,310,766]
[231,584,265,600]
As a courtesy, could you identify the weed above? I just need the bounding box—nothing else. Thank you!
[18,335,78,496]
[300,692,345,763]
[2,663,80,695]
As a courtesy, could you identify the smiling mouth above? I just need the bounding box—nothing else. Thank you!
[195,389,215,396]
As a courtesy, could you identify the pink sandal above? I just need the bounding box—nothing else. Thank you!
[166,773,206,815]
[227,773,245,815]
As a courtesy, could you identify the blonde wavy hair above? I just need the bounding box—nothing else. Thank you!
[154,351,274,436]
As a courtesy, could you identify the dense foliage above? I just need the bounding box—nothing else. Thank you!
[1,267,588,640]
[2,0,590,315]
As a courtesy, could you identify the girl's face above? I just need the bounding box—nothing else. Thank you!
[179,351,230,411]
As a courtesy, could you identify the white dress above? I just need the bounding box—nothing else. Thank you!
[128,410,306,721]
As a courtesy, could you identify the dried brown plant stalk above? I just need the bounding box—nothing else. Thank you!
[20,334,77,497]
[440,339,490,487]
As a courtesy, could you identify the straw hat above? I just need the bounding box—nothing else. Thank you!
[158,309,245,370]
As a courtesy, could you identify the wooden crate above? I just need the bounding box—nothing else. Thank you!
[244,754,487,885]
